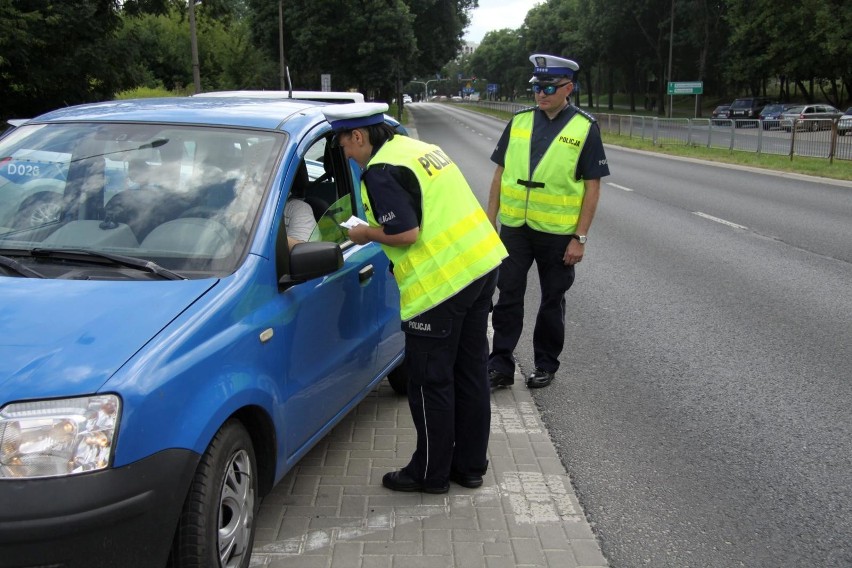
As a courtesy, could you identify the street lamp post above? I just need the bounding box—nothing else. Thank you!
[410,79,446,101]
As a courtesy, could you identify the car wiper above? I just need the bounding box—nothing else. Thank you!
[0,254,46,278]
[30,248,186,280]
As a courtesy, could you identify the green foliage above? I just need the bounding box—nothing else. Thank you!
[114,85,187,99]
[3,0,847,123]
[0,0,134,120]
[469,29,527,99]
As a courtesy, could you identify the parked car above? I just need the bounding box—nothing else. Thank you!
[402,93,413,104]
[837,107,852,136]
[0,97,409,568]
[729,96,774,127]
[758,103,791,130]
[781,104,843,131]
[711,104,731,124]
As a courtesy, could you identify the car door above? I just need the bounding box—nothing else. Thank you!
[273,132,396,461]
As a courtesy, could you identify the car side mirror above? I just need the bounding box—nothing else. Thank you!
[278,241,343,289]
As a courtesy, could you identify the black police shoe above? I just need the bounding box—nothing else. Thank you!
[526,368,555,388]
[382,470,449,494]
[449,470,484,488]
[489,369,514,389]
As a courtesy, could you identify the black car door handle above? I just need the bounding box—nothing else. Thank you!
[358,265,374,282]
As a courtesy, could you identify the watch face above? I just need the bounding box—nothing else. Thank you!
[578,235,587,244]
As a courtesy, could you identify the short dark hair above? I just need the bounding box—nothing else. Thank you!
[363,122,396,147]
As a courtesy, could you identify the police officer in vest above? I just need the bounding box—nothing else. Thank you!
[487,54,610,390]
[322,103,507,493]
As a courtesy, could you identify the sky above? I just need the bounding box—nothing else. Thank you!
[463,0,538,44]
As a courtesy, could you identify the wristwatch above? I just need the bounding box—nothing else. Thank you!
[571,234,587,244]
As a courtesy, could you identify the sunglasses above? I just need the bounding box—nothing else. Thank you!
[532,82,571,95]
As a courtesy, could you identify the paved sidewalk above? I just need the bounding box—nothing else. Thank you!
[250,376,609,568]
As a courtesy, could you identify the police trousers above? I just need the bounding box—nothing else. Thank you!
[401,269,498,490]
[489,224,575,375]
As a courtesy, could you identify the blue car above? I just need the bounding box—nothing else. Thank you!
[0,97,407,568]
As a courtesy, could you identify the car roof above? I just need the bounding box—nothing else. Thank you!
[27,97,329,132]
[194,90,366,103]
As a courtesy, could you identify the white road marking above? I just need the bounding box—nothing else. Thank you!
[692,211,748,230]
[607,182,633,192]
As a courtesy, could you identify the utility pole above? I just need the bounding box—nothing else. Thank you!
[188,0,201,94]
[666,0,674,117]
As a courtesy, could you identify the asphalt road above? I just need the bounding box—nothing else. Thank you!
[408,102,852,568]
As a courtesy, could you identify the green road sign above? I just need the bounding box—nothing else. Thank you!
[667,81,703,95]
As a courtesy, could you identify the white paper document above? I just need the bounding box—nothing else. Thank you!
[340,216,369,229]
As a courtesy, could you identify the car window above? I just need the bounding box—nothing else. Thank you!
[287,136,356,246]
[0,122,285,277]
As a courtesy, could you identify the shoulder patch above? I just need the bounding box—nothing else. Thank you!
[571,105,597,123]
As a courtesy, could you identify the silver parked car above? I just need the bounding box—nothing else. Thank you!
[837,107,852,136]
[781,104,842,132]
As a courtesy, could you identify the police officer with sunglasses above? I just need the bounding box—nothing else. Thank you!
[486,54,610,390]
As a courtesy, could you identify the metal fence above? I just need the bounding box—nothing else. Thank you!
[464,101,851,163]
[595,115,851,162]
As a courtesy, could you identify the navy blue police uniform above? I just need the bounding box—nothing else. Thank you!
[488,54,610,389]
[362,165,498,492]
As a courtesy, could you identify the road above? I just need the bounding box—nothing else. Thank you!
[407,102,852,568]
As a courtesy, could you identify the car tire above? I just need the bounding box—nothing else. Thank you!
[14,191,63,228]
[169,419,257,568]
[387,363,408,395]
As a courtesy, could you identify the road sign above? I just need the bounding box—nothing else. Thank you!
[667,81,703,95]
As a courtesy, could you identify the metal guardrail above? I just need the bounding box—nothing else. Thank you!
[462,101,851,163]
[590,114,850,163]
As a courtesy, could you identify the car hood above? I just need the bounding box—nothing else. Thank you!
[0,277,217,403]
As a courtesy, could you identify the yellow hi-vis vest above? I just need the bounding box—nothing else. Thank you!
[499,108,593,234]
[362,135,507,321]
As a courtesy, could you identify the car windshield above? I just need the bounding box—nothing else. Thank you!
[784,106,805,114]
[731,99,754,108]
[0,122,285,278]
[762,105,784,113]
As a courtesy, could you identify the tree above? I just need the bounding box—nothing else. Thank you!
[0,0,136,120]
[469,29,527,100]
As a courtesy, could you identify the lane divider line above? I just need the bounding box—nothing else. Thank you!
[607,182,633,192]
[692,211,748,230]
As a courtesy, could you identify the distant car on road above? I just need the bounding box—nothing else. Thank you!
[837,107,852,136]
[781,104,843,131]
[402,93,413,104]
[711,104,731,124]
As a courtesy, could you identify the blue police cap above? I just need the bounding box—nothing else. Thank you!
[322,102,389,131]
[529,54,579,84]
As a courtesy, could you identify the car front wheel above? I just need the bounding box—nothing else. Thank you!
[169,420,257,568]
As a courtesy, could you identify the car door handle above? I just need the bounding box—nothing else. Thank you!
[358,265,374,282]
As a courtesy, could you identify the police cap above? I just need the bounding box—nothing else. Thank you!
[322,102,389,132]
[528,54,579,84]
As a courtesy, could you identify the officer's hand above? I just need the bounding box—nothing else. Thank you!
[347,224,371,245]
[564,240,584,265]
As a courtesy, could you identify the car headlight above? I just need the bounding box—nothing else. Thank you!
[0,395,120,479]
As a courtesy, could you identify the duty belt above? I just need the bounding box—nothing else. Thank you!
[517,179,545,188]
